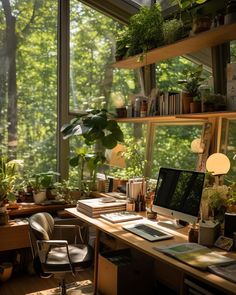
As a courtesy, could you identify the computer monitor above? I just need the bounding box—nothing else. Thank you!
[152,167,205,229]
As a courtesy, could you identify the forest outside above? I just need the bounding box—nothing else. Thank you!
[0,1,233,189]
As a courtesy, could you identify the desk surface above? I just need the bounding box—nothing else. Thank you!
[66,207,236,295]
[8,203,75,218]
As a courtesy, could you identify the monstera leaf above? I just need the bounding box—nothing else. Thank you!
[61,109,124,148]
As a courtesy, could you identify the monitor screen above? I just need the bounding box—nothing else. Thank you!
[152,167,205,228]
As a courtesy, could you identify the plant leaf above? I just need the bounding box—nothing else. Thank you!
[101,134,117,149]
[69,156,80,167]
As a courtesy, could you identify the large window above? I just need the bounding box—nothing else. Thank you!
[107,122,147,179]
[148,123,204,179]
[0,1,57,175]
[69,1,141,113]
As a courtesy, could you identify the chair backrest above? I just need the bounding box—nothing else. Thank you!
[28,212,55,241]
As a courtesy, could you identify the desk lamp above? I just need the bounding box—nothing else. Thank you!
[206,153,230,185]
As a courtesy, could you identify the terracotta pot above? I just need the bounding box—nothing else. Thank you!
[182,93,193,114]
[190,101,202,113]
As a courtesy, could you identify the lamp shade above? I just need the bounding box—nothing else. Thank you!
[191,138,204,153]
[105,144,126,168]
[206,153,230,175]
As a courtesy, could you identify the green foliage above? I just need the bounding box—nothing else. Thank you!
[116,4,164,58]
[109,137,146,179]
[163,19,187,44]
[0,157,24,204]
[178,64,205,99]
[29,171,60,192]
[61,109,124,149]
[61,108,124,192]
[174,0,207,10]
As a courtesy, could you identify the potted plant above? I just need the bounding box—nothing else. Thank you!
[226,182,236,213]
[115,4,164,59]
[29,171,60,204]
[203,93,226,112]
[178,64,205,113]
[0,157,23,224]
[61,108,124,195]
[202,184,229,223]
[163,18,188,45]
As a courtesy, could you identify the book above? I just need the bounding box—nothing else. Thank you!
[77,198,126,212]
[154,243,235,271]
[208,261,236,284]
[77,198,126,217]
[77,206,126,218]
[100,211,143,223]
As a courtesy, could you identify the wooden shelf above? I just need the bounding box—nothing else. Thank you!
[115,111,236,123]
[112,22,236,69]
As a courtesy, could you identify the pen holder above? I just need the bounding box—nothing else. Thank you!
[198,220,220,246]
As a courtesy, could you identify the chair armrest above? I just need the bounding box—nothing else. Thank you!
[37,240,68,246]
[54,224,86,244]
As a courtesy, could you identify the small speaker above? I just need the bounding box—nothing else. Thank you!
[224,213,236,238]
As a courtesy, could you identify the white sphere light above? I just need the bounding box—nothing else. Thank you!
[206,153,230,175]
[191,138,204,153]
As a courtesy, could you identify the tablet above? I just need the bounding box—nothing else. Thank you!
[122,223,173,242]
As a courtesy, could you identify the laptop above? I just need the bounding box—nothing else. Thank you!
[122,223,173,242]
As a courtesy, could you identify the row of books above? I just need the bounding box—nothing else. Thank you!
[148,90,183,116]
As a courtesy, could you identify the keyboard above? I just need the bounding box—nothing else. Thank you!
[122,223,173,242]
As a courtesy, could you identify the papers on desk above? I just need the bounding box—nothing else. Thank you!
[154,243,235,271]
[77,198,126,218]
[100,211,143,223]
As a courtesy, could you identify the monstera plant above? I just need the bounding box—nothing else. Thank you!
[61,108,124,193]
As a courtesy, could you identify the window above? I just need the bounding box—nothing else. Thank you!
[148,123,204,179]
[69,1,141,113]
[107,122,147,179]
[0,1,57,174]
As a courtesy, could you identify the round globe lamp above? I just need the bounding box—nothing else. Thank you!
[206,153,230,176]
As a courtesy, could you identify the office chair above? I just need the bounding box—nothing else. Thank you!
[28,212,94,295]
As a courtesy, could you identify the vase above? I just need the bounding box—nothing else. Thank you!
[33,190,46,204]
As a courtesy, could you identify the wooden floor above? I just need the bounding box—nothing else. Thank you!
[0,267,94,295]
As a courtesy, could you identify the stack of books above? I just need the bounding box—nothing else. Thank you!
[77,198,127,218]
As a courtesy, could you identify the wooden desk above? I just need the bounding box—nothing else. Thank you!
[66,208,236,295]
[8,203,75,218]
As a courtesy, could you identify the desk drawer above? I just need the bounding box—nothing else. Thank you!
[98,248,154,295]
[0,223,30,251]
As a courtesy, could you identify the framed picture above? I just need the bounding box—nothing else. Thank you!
[214,235,233,251]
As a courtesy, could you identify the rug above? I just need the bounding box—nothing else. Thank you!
[26,280,93,295]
